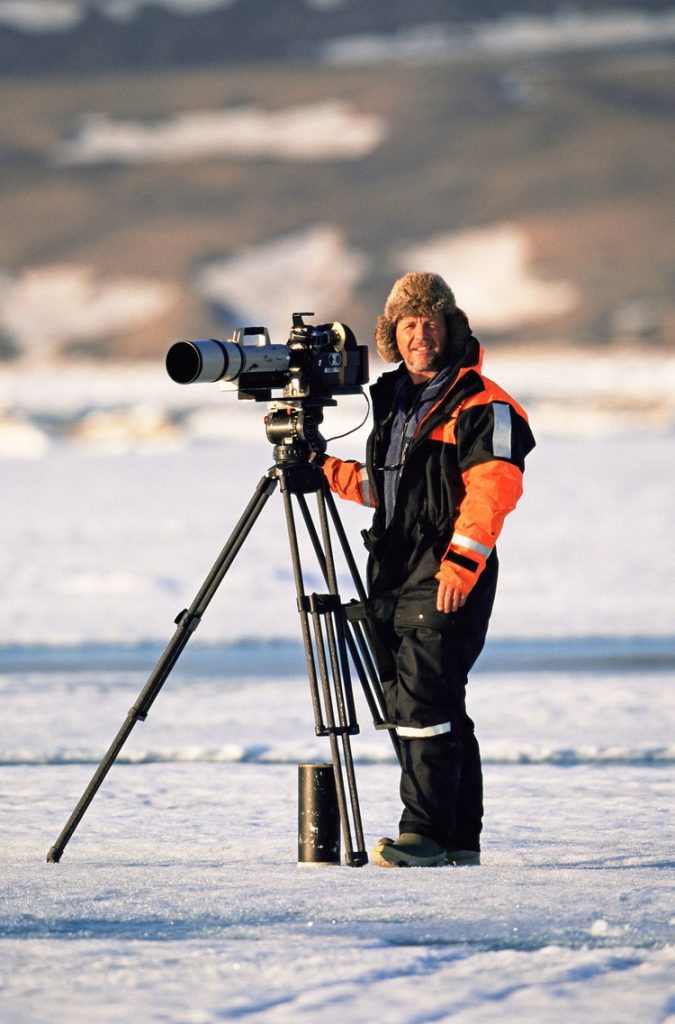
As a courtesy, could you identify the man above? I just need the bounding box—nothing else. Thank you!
[321,272,535,867]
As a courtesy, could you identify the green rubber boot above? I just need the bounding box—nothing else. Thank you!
[372,833,448,868]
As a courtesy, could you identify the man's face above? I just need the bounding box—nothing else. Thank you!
[395,314,449,382]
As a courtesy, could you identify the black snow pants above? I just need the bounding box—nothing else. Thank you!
[369,564,497,851]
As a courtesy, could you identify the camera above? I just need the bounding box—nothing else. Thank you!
[166,312,368,403]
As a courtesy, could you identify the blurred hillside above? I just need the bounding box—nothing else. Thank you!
[0,0,673,362]
[0,0,673,72]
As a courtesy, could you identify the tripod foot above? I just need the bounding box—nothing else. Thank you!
[46,845,62,863]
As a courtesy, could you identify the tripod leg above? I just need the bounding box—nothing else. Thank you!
[278,471,368,866]
[297,485,401,765]
[304,580,367,866]
[46,471,278,863]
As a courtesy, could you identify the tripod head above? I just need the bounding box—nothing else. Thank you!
[264,398,328,488]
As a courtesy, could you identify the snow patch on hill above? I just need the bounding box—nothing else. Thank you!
[398,223,579,332]
[53,101,388,166]
[0,265,177,361]
[324,9,675,64]
[195,225,367,343]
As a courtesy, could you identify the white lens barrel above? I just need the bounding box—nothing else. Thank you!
[214,341,243,381]
[166,338,290,385]
[166,339,240,383]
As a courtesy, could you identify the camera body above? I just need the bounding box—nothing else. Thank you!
[166,313,368,403]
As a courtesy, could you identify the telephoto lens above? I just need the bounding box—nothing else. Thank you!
[166,337,289,385]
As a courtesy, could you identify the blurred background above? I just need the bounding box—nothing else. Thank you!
[0,0,673,437]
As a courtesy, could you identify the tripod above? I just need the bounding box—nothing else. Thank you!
[47,400,399,866]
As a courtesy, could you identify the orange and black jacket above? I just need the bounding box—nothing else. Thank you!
[322,331,535,630]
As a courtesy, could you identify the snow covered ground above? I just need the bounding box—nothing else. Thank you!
[1,356,673,1022]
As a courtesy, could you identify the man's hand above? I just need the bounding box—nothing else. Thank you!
[307,442,327,465]
[436,578,468,614]
[436,545,488,613]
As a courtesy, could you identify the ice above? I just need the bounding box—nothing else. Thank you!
[1,758,673,1023]
[1,426,673,644]
[0,362,673,1022]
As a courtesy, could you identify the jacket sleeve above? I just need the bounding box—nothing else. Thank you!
[322,455,375,508]
[436,394,535,595]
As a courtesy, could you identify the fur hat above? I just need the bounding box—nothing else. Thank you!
[374,272,456,362]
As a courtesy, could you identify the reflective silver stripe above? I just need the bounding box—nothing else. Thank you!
[452,532,492,559]
[396,721,452,739]
[492,402,512,459]
[358,468,374,508]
